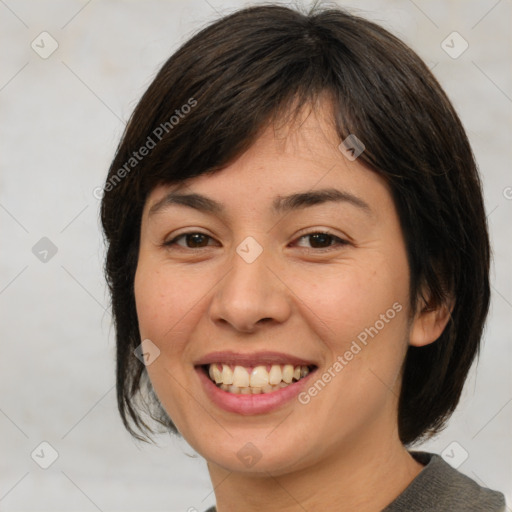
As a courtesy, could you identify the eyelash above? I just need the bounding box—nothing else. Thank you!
[162,230,349,252]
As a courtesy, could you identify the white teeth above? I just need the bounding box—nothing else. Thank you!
[221,364,233,385]
[268,365,282,385]
[282,364,294,383]
[232,366,250,388]
[210,364,223,384]
[250,366,269,387]
[207,362,313,393]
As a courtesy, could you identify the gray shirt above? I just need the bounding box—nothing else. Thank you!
[204,451,506,511]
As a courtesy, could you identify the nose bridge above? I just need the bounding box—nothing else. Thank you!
[209,236,289,331]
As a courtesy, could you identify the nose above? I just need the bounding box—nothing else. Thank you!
[208,246,291,333]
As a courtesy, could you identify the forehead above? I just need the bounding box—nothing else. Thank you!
[143,99,390,220]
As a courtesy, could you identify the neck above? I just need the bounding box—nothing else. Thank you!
[207,431,423,512]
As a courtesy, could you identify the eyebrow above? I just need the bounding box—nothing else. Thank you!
[148,187,372,217]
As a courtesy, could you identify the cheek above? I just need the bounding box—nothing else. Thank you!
[294,256,411,419]
[134,259,199,346]
[293,256,408,343]
[133,259,202,430]
[134,265,164,340]
[292,270,409,440]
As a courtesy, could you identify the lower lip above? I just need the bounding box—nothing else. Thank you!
[196,366,317,415]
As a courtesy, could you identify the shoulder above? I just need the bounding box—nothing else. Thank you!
[383,451,506,512]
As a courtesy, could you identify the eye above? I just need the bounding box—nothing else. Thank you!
[293,231,348,251]
[162,230,348,252]
[163,232,217,249]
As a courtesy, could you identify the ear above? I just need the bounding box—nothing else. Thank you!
[409,294,455,347]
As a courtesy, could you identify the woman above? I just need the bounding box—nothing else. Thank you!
[100,4,506,511]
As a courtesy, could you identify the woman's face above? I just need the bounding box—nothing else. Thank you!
[134,103,427,474]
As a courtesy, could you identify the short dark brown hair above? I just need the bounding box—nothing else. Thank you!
[100,4,490,445]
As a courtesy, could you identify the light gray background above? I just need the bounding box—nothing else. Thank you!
[1,0,511,510]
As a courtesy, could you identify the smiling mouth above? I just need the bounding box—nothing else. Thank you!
[200,363,316,394]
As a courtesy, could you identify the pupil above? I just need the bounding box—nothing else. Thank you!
[188,234,207,247]
[310,233,331,248]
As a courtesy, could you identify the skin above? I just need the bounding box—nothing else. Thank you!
[134,99,451,512]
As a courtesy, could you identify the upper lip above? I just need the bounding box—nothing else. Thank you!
[194,351,318,368]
